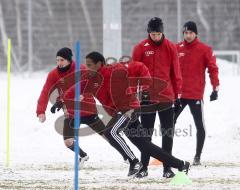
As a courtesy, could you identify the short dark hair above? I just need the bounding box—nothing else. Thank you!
[183,21,198,34]
[86,51,105,65]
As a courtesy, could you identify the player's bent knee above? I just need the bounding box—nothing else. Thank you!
[64,138,74,148]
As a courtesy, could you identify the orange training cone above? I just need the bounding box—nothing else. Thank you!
[149,158,162,166]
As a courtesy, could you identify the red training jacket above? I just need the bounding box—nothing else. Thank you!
[132,35,182,102]
[176,38,219,99]
[36,62,97,118]
[64,61,151,116]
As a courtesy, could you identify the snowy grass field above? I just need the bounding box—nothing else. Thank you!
[0,59,240,189]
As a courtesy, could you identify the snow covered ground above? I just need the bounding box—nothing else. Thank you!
[0,59,240,189]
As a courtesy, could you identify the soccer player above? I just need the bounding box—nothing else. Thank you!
[176,21,220,165]
[131,17,182,178]
[36,47,105,167]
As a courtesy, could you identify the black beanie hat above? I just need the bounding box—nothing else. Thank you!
[56,47,73,62]
[147,17,164,33]
[183,21,198,34]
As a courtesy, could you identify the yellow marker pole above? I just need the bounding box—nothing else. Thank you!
[6,38,11,167]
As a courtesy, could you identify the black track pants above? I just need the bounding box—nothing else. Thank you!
[175,99,206,157]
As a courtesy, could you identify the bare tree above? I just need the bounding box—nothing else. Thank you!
[197,0,210,43]
[15,0,23,67]
[65,1,73,45]
[45,0,53,17]
[0,2,22,72]
[79,0,97,50]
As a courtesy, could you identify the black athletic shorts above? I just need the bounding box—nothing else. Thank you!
[63,115,106,140]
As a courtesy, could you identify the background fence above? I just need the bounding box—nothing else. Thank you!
[0,0,239,72]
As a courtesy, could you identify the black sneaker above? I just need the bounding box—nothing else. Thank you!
[79,155,89,169]
[179,161,190,175]
[163,168,175,178]
[128,160,143,177]
[193,156,201,166]
[135,168,148,178]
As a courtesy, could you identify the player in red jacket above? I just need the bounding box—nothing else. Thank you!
[64,51,190,178]
[36,47,104,167]
[131,17,182,178]
[176,21,220,165]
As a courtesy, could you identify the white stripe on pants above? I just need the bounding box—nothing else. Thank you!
[110,115,136,161]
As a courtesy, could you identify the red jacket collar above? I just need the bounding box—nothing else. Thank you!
[183,37,199,47]
[147,34,165,47]
[98,65,105,73]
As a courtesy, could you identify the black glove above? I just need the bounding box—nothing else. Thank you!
[141,90,150,103]
[174,98,182,112]
[210,90,218,101]
[50,101,64,113]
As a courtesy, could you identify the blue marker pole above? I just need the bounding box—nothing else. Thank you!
[74,41,81,190]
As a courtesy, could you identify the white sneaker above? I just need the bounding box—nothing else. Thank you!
[79,155,89,169]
